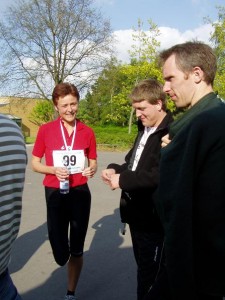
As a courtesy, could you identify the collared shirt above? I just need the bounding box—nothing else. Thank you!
[132,126,156,171]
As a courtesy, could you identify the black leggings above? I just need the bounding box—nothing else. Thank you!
[45,184,91,266]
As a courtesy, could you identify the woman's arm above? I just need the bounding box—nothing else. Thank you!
[31,155,69,181]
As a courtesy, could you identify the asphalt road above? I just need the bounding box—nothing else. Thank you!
[10,145,136,300]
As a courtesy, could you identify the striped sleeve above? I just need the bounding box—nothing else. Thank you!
[0,114,27,275]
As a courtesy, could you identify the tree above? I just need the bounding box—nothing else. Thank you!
[209,5,225,98]
[83,20,164,127]
[29,99,55,126]
[0,0,113,99]
[127,19,161,132]
[83,19,176,128]
[129,18,160,65]
[83,58,125,125]
[128,19,176,122]
[108,61,163,127]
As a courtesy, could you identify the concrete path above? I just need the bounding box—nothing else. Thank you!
[10,146,136,300]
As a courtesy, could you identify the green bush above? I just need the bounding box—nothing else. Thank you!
[25,125,138,151]
[92,125,137,150]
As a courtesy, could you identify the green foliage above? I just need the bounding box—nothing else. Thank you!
[82,10,225,128]
[84,60,164,126]
[29,100,55,126]
[93,125,138,149]
[209,5,225,98]
[76,99,93,123]
[25,124,139,150]
[105,92,132,126]
[166,98,176,112]
[81,19,173,128]
[129,18,160,63]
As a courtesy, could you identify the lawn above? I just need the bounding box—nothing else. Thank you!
[25,125,138,151]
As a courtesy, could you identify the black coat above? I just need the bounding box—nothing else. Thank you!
[108,112,173,231]
[155,95,225,298]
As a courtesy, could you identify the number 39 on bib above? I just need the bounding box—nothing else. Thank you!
[53,149,85,174]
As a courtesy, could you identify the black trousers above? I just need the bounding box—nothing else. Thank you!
[199,296,223,300]
[143,263,171,300]
[143,267,224,300]
[129,225,164,300]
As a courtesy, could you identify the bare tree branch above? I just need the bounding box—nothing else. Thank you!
[0,0,114,98]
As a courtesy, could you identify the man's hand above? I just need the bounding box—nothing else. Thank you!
[109,173,120,190]
[101,168,116,185]
[101,169,120,190]
[161,134,171,148]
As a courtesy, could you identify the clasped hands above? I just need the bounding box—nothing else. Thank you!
[101,168,120,190]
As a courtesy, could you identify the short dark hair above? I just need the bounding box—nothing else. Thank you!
[52,82,80,105]
[158,41,217,85]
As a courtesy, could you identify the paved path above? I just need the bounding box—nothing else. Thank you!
[10,146,136,300]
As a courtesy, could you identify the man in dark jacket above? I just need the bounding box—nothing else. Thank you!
[145,42,225,300]
[101,78,173,300]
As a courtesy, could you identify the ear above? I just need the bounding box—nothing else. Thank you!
[193,66,204,83]
[54,105,58,112]
[155,99,163,111]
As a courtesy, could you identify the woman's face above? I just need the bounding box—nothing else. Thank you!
[55,94,79,125]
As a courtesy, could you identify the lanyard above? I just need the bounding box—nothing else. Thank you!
[60,120,76,151]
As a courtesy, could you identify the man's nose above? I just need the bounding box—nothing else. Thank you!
[163,82,170,93]
[136,110,141,118]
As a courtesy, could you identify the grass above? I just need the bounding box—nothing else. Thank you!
[25,136,35,144]
[25,125,138,151]
[93,125,137,150]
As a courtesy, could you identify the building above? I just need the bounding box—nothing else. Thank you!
[0,96,48,138]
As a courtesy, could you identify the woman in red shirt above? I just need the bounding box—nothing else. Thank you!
[32,82,97,300]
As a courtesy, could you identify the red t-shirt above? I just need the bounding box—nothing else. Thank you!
[32,118,97,188]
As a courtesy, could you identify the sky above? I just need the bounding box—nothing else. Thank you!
[94,0,225,61]
[95,0,223,31]
[0,0,224,62]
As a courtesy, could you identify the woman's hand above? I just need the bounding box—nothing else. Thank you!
[55,167,69,181]
[82,166,96,178]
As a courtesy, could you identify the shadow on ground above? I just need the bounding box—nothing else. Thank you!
[10,208,136,300]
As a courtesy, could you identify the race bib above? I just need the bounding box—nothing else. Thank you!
[53,150,85,174]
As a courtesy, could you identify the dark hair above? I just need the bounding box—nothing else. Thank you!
[158,41,217,85]
[129,78,167,111]
[52,82,80,105]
